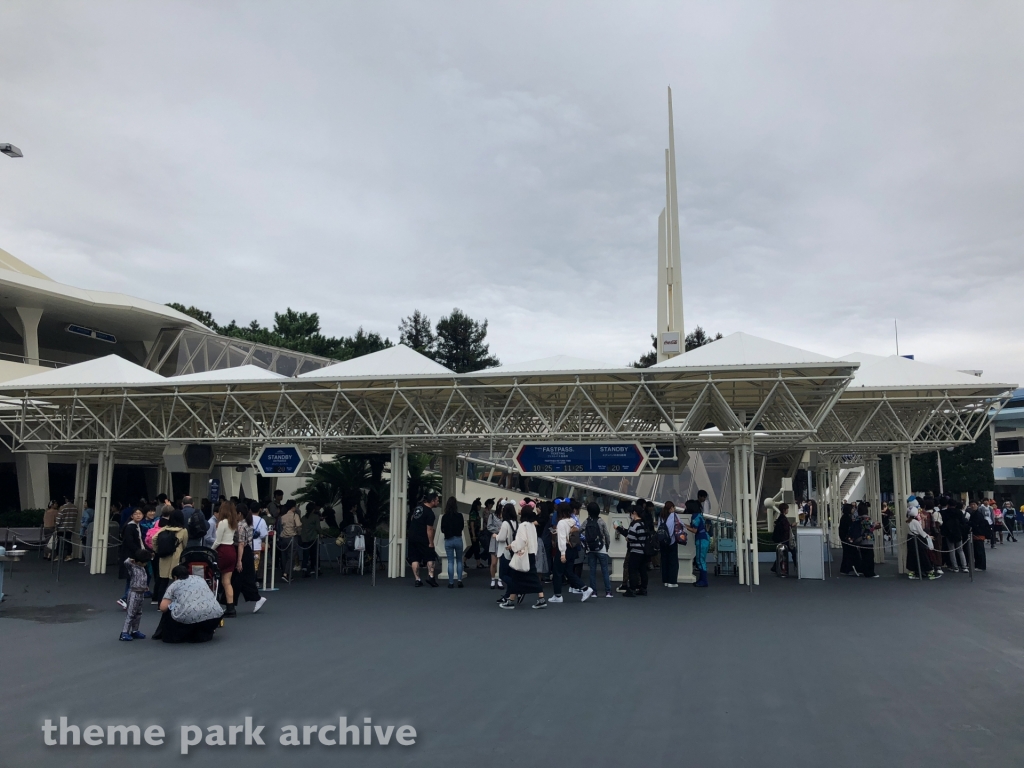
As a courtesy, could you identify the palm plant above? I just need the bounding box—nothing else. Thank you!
[297,455,370,511]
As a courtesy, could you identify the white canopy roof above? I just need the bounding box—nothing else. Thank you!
[477,354,619,375]
[652,332,837,368]
[839,352,1012,390]
[0,354,165,389]
[297,344,453,379]
[168,365,287,384]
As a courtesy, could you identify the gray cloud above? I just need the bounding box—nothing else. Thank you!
[1,1,1021,382]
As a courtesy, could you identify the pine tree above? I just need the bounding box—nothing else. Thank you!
[398,310,436,356]
[433,308,499,373]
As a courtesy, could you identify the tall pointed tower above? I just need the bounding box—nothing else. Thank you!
[656,86,685,362]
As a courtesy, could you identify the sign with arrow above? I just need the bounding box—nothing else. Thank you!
[513,442,647,476]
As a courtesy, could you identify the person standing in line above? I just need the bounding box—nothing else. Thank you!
[584,502,614,598]
[685,499,710,587]
[232,502,267,614]
[616,500,634,593]
[118,549,152,641]
[969,502,991,571]
[117,507,146,609]
[495,503,519,603]
[616,506,649,597]
[770,503,793,577]
[853,502,880,579]
[408,491,440,588]
[152,509,188,603]
[485,498,503,589]
[267,489,283,521]
[463,498,484,570]
[942,500,968,572]
[1003,501,1018,542]
[184,495,207,550]
[979,499,996,549]
[906,507,940,580]
[441,496,465,588]
[536,501,554,583]
[42,500,59,560]
[277,500,301,583]
[658,500,683,587]
[551,504,593,603]
[839,504,859,576]
[249,500,269,580]
[501,505,547,609]
[300,503,321,578]
[213,501,240,616]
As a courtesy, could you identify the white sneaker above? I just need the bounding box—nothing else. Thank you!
[548,595,564,603]
[497,580,504,589]
[581,587,594,602]
[253,597,267,614]
[569,587,582,594]
[116,599,127,610]
[666,583,678,588]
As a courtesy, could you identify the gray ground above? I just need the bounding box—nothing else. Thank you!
[1,544,1022,768]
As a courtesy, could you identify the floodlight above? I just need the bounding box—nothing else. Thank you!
[0,144,23,158]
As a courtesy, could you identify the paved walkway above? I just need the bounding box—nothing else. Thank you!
[2,543,1023,768]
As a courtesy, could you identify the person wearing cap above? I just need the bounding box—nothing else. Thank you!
[906,506,940,580]
[408,492,440,587]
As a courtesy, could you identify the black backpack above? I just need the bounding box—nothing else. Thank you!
[657,520,672,546]
[566,521,581,549]
[155,528,179,558]
[186,510,207,540]
[584,518,604,552]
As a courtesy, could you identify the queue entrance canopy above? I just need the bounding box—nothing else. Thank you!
[255,444,307,477]
[514,442,647,476]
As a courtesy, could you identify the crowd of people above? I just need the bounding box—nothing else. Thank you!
[833,494,1021,580]
[403,491,710,610]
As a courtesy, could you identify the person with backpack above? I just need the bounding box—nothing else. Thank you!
[684,499,710,587]
[152,509,188,603]
[583,502,613,598]
[551,503,593,602]
[183,496,207,550]
[615,505,649,597]
[770,503,794,577]
[658,500,685,587]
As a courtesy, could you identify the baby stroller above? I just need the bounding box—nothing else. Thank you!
[179,546,223,600]
[341,524,366,575]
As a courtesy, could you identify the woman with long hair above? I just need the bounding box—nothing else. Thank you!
[463,498,485,570]
[213,500,241,617]
[501,505,546,609]
[440,496,465,588]
[495,503,519,602]
[233,501,267,613]
[485,499,503,589]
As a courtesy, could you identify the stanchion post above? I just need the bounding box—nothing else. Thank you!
[914,536,922,581]
[968,535,974,583]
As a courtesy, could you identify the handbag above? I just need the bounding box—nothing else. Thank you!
[354,534,365,552]
[510,547,529,572]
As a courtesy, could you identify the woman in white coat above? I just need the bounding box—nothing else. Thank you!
[500,506,547,610]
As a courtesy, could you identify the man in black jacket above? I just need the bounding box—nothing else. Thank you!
[838,504,859,576]
[940,498,966,572]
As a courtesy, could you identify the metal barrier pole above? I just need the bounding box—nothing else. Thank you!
[914,536,922,580]
[261,531,279,593]
[968,536,974,583]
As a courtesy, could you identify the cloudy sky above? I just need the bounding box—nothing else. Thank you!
[1,1,1021,382]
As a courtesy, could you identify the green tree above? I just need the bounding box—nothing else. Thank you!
[878,436,993,500]
[630,326,722,368]
[165,304,392,362]
[407,454,442,514]
[433,308,499,373]
[398,310,436,356]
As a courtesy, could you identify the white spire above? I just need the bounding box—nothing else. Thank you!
[656,86,685,362]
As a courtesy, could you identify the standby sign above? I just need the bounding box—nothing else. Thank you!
[255,445,308,477]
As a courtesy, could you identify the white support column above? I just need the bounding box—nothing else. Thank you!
[156,462,170,501]
[440,452,457,507]
[388,446,408,579]
[90,449,115,575]
[15,306,43,365]
[732,445,745,585]
[72,457,90,559]
[829,461,842,545]
[891,451,912,574]
[864,457,884,564]
[15,452,50,511]
[745,440,759,586]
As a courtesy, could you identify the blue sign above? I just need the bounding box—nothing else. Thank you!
[208,479,221,505]
[256,445,305,476]
[514,443,646,476]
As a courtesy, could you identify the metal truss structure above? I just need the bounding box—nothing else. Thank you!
[143,327,334,378]
[811,384,1008,456]
[0,362,857,461]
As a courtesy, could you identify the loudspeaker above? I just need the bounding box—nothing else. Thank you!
[163,444,215,474]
